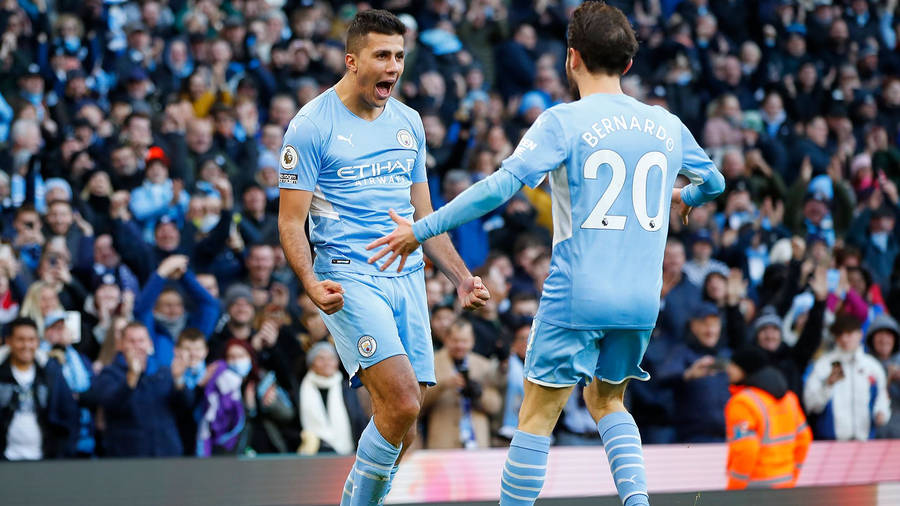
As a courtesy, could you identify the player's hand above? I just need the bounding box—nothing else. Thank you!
[308,279,345,314]
[365,209,421,272]
[671,188,692,226]
[457,276,490,310]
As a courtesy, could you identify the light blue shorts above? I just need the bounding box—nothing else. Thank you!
[524,319,652,387]
[317,268,435,388]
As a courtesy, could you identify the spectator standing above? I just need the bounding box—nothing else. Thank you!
[752,267,828,396]
[94,322,192,457]
[422,319,502,449]
[804,315,891,440]
[134,255,219,366]
[865,314,900,438]
[725,347,811,490]
[658,303,732,443]
[298,342,366,455]
[0,317,77,460]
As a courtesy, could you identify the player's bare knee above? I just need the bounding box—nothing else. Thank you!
[389,391,421,426]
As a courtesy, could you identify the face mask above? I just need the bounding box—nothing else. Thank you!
[871,231,889,251]
[64,37,81,52]
[228,358,252,378]
[676,71,692,86]
[22,92,43,105]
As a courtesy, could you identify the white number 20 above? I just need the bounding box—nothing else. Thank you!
[581,150,668,232]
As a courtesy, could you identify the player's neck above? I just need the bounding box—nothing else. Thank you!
[335,76,384,121]
[575,73,623,98]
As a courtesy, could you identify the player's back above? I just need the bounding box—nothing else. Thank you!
[535,93,696,330]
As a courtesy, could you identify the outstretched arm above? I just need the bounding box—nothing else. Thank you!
[367,170,522,271]
[410,181,493,310]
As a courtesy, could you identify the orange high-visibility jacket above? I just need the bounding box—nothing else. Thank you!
[725,385,812,489]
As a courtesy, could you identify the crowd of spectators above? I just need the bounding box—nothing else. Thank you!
[1,0,900,459]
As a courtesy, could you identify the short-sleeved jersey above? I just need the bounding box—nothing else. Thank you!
[279,88,427,276]
[501,93,721,330]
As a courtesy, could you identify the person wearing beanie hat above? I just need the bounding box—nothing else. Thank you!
[864,314,900,438]
[724,346,811,490]
[751,273,829,398]
[208,284,256,360]
[298,341,367,455]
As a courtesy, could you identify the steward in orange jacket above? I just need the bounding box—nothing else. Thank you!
[725,347,812,490]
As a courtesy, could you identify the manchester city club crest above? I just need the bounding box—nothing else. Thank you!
[357,335,377,358]
[281,145,298,170]
[396,129,415,149]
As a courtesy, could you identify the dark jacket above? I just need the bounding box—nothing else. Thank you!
[847,207,900,293]
[0,355,78,459]
[758,300,826,396]
[658,334,732,443]
[657,273,702,344]
[93,354,192,457]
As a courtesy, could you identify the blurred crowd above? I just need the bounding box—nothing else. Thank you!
[1,0,900,460]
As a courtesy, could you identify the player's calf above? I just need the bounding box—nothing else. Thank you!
[587,381,650,506]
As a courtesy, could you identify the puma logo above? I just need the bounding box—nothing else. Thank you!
[617,474,639,485]
[337,134,354,146]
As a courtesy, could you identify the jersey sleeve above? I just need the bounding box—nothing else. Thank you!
[411,115,428,184]
[500,110,567,189]
[678,123,725,207]
[278,115,322,192]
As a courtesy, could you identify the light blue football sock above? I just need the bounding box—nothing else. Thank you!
[499,430,550,505]
[340,463,355,506]
[598,411,649,506]
[377,464,401,505]
[349,419,401,506]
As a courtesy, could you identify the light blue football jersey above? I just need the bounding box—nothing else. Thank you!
[278,88,427,276]
[501,93,722,330]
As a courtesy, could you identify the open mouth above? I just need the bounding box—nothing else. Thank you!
[375,80,394,100]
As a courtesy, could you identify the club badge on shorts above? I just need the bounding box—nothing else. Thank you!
[396,129,415,149]
[357,335,377,358]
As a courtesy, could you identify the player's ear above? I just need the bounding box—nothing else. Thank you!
[567,47,578,70]
[622,59,633,76]
[345,53,357,73]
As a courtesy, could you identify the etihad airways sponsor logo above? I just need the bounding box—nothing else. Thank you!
[336,158,416,186]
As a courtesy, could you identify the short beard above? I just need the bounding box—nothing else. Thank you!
[566,65,580,101]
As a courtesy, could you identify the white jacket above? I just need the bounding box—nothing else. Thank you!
[804,347,891,441]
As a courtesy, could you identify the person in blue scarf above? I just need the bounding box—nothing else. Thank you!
[42,311,95,457]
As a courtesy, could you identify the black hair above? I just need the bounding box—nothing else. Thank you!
[345,9,406,54]
[7,317,38,338]
[567,1,638,75]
